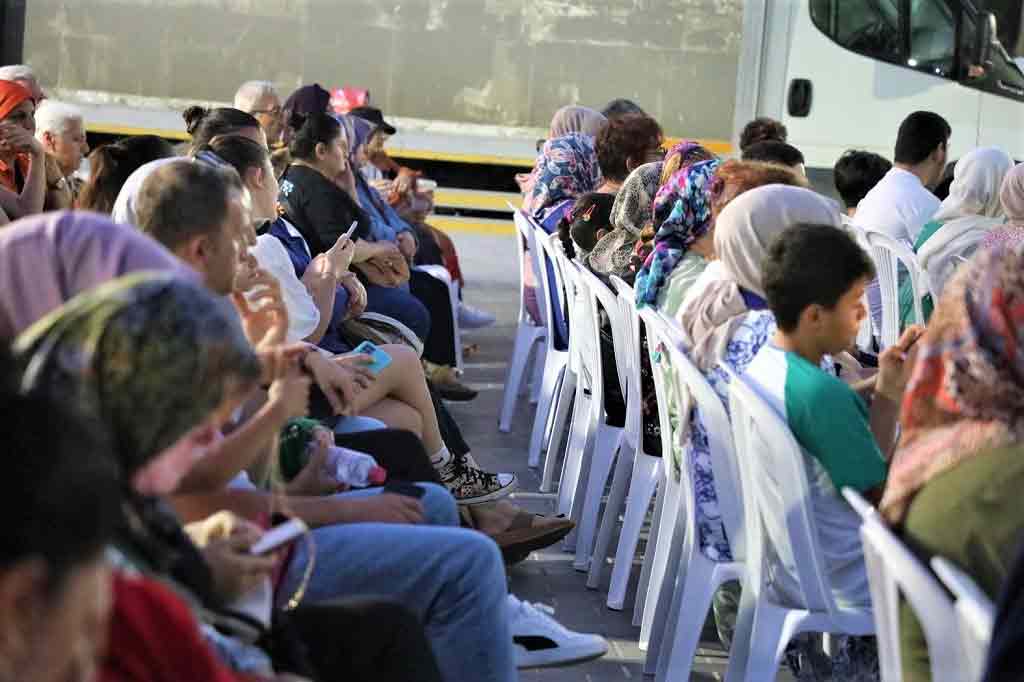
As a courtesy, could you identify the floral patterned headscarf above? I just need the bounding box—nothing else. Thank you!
[635,159,721,307]
[881,246,1024,524]
[525,133,602,221]
[15,273,261,479]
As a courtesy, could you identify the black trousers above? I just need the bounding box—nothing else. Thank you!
[334,427,441,484]
[281,598,444,682]
[409,269,457,367]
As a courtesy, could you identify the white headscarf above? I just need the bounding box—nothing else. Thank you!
[918,147,1013,296]
[678,184,841,369]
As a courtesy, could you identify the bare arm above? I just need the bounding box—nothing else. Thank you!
[300,255,337,344]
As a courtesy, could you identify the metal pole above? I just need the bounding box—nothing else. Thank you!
[0,0,26,65]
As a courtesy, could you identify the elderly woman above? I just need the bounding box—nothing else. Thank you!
[0,79,45,219]
[898,147,1014,326]
[881,247,1024,682]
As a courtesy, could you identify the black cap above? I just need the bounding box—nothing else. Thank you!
[350,106,397,135]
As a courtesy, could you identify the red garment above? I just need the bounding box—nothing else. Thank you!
[0,79,32,118]
[329,87,369,114]
[99,572,256,682]
[0,153,29,193]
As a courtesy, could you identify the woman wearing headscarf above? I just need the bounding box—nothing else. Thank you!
[898,147,1013,326]
[635,159,720,315]
[516,105,606,197]
[879,247,1024,682]
[587,161,662,281]
[522,133,602,343]
[983,162,1024,249]
[0,79,45,219]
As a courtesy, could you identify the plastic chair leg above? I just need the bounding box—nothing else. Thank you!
[556,388,592,518]
[541,370,576,493]
[727,601,799,682]
[634,479,665,626]
[573,424,623,570]
[654,554,721,682]
[527,354,566,469]
[587,439,634,589]
[608,454,662,610]
[529,339,546,404]
[499,325,543,432]
[642,493,688,674]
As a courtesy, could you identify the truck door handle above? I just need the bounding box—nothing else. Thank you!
[788,79,813,117]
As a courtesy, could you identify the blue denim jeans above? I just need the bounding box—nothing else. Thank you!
[278,484,515,682]
[364,283,431,342]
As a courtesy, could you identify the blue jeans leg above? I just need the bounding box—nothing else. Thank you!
[364,283,432,342]
[279,486,513,682]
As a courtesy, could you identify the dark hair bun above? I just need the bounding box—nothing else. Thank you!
[183,106,211,136]
[288,110,309,132]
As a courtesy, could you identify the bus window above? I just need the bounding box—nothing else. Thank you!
[907,0,956,76]
[809,0,902,64]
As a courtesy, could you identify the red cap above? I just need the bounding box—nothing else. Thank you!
[368,466,387,485]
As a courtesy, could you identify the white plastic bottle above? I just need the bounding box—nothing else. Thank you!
[319,445,387,487]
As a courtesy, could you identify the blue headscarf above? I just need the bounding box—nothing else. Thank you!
[526,133,602,222]
[635,159,720,307]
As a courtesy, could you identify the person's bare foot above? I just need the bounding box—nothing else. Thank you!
[466,500,568,535]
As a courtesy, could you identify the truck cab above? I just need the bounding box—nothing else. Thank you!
[735,1,1024,173]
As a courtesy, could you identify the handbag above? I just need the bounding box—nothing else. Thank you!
[352,254,410,287]
[340,312,423,356]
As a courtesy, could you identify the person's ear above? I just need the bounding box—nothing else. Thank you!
[801,303,825,331]
[177,234,211,271]
[41,131,56,153]
[625,156,639,173]
[315,141,329,161]
[244,165,264,192]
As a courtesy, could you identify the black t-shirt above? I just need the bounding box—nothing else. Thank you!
[278,164,372,256]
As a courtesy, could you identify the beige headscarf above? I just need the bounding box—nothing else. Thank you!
[678,185,842,369]
[549,105,607,139]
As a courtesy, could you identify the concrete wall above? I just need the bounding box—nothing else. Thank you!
[24,0,742,139]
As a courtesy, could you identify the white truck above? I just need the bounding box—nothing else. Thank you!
[5,1,1022,206]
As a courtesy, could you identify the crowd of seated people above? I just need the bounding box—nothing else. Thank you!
[518,99,1024,680]
[4,54,1024,682]
[0,64,623,682]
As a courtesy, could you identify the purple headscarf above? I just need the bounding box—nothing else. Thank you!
[0,211,194,340]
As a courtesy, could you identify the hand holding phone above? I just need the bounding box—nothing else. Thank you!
[249,518,308,556]
[350,341,392,375]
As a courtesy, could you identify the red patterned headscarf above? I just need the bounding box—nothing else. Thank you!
[0,79,32,119]
[881,246,1024,523]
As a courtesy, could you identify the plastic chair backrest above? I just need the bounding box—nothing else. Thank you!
[843,489,963,682]
[657,312,745,560]
[865,230,926,349]
[552,246,582,373]
[577,266,630,399]
[932,556,994,682]
[534,224,573,351]
[609,276,642,440]
[513,210,543,327]
[727,371,844,616]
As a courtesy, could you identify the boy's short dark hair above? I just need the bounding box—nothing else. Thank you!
[894,111,951,165]
[833,150,892,210]
[739,117,788,150]
[741,141,805,168]
[601,98,645,120]
[595,114,663,183]
[762,224,876,332]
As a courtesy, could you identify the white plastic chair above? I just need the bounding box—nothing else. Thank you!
[641,311,747,681]
[865,230,928,349]
[723,374,874,682]
[525,224,573,472]
[932,556,994,682]
[413,264,464,373]
[498,211,547,432]
[843,488,963,682]
[568,265,629,571]
[587,278,664,613]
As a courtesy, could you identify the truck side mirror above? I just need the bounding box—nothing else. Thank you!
[972,11,997,69]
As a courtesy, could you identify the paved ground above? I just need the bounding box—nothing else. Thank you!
[445,232,736,681]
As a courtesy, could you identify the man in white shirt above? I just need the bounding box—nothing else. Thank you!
[852,111,950,332]
[852,110,950,246]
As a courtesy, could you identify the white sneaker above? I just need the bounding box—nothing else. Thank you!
[507,594,609,669]
[458,302,496,329]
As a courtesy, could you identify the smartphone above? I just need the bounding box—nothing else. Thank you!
[351,341,392,375]
[343,221,359,240]
[249,518,308,556]
[384,481,426,499]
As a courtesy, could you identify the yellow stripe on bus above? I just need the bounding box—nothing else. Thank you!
[86,123,191,141]
[434,189,519,212]
[428,215,515,236]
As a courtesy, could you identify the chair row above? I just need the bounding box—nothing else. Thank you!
[500,209,994,681]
